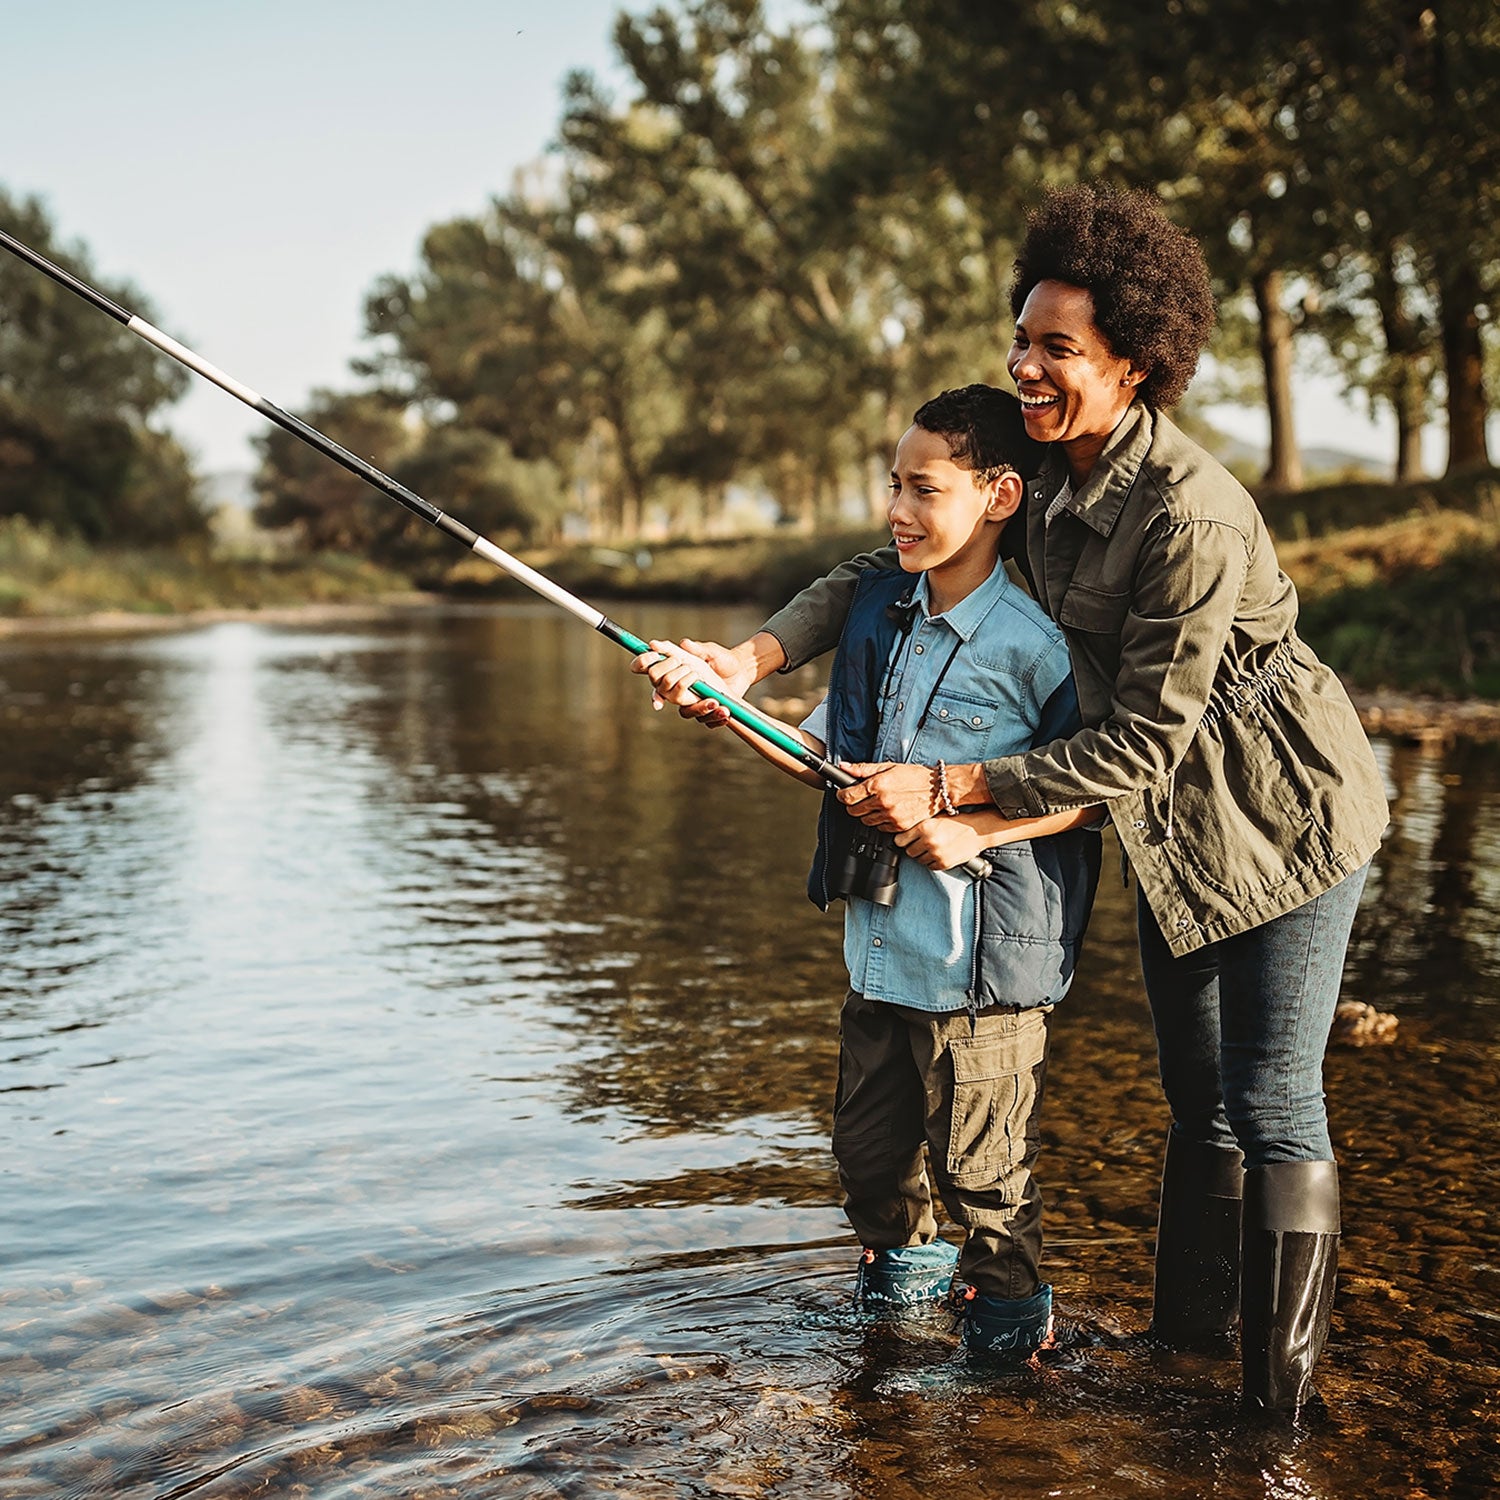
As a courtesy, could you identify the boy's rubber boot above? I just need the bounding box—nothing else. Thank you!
[957,1284,1053,1361]
[855,1239,960,1309]
[1150,1134,1245,1349]
[1240,1160,1341,1418]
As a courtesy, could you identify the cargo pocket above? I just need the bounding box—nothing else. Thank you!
[944,1018,1048,1186]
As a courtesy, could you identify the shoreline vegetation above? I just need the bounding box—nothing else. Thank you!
[4,468,1498,740]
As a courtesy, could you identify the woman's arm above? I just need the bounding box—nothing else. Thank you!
[840,515,1252,829]
[757,542,897,674]
[633,544,898,727]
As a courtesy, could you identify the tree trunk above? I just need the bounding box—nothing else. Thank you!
[1393,405,1424,483]
[1439,262,1492,472]
[1252,267,1302,492]
[1373,246,1430,482]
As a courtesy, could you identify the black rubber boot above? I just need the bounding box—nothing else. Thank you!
[1240,1160,1340,1418]
[1150,1133,1245,1349]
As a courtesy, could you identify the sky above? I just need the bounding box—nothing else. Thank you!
[0,0,1454,479]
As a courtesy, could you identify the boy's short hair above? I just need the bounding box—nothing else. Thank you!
[912,385,1044,483]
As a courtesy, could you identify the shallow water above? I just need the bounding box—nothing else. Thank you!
[1,605,1496,1499]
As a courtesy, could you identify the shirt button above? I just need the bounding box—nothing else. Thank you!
[939,708,949,718]
[1177,919,1191,930]
[872,937,883,947]
[914,644,924,654]
[897,701,905,711]
[971,716,983,726]
[1133,819,1147,829]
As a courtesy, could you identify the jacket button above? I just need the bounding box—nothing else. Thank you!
[914,644,924,654]
[939,708,949,717]
[971,716,982,726]
[872,937,883,947]
[1177,919,1191,930]
[1133,819,1147,829]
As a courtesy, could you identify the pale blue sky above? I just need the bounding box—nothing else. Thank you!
[2,1,1447,477]
[3,0,624,471]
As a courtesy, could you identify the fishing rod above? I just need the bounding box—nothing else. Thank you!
[0,224,988,884]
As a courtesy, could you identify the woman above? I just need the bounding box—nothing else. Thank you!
[652,186,1388,1417]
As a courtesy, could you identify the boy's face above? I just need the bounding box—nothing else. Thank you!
[887,425,1018,575]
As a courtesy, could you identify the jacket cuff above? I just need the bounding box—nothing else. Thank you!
[982,756,1048,819]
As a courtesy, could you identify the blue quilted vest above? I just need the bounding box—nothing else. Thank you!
[808,568,1100,1010]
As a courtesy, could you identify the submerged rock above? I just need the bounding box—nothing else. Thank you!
[1330,1000,1399,1047]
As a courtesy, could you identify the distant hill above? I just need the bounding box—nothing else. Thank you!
[1181,418,1389,484]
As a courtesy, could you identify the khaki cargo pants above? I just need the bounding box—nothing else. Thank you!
[832,990,1051,1300]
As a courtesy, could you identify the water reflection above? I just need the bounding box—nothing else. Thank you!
[0,608,1496,1498]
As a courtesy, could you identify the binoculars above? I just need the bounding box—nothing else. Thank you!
[831,828,902,907]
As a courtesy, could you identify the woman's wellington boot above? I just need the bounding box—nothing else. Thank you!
[1150,1133,1244,1349]
[854,1239,960,1309]
[1240,1160,1340,1418]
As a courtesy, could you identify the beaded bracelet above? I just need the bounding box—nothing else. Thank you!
[934,759,958,816]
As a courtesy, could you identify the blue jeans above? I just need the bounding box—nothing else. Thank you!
[1137,863,1370,1168]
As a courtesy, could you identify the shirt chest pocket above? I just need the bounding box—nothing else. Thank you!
[911,694,998,761]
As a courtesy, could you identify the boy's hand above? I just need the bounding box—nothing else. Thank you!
[896,818,988,871]
[836,761,934,833]
[631,638,751,726]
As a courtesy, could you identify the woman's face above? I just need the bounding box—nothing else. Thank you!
[1006,280,1144,475]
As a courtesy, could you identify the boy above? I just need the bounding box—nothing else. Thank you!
[640,387,1100,1358]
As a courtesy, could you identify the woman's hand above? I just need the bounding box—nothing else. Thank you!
[836,761,935,833]
[630,638,751,726]
[895,818,989,871]
[633,641,729,713]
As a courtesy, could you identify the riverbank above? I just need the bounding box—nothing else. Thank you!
[6,593,1498,746]
[6,466,1497,708]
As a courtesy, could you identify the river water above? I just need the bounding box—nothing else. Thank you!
[1,605,1496,1499]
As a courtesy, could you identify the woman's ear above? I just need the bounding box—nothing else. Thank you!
[986,470,1025,522]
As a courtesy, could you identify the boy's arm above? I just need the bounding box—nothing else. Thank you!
[894,804,1101,872]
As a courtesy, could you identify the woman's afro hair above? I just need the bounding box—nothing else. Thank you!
[1010,185,1216,410]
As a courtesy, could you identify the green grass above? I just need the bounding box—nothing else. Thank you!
[0,517,411,619]
[1282,511,1500,698]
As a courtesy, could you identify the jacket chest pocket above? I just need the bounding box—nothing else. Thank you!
[1058,581,1131,636]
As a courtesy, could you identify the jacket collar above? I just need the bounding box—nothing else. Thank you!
[1034,402,1155,538]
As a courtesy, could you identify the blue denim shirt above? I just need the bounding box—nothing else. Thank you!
[803,559,1082,1013]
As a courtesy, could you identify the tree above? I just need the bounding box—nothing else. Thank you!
[0,189,205,543]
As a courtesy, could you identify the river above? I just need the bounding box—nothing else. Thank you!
[1,605,1497,1498]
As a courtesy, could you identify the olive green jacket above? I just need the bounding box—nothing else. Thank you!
[761,404,1388,956]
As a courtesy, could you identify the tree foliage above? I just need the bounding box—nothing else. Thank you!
[259,0,1499,551]
[0,190,205,544]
